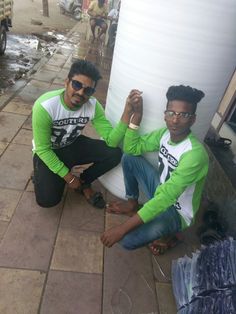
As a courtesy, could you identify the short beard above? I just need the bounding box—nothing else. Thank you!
[71,94,86,107]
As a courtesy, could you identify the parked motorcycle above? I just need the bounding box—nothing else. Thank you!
[59,0,82,21]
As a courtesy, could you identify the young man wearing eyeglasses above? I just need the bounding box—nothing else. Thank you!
[32,59,139,209]
[101,85,209,254]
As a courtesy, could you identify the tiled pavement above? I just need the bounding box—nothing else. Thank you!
[0,21,203,314]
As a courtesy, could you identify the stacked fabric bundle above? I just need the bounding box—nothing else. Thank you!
[172,238,236,313]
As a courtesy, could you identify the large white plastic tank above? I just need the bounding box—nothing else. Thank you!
[100,0,236,199]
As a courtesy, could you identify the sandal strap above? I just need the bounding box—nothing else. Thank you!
[87,192,106,209]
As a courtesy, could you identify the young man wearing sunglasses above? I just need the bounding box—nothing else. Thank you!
[32,59,139,209]
[101,85,209,254]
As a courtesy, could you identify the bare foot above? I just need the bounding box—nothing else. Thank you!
[149,240,169,255]
[148,234,183,256]
[106,200,138,216]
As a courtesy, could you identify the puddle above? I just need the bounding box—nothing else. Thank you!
[0,30,114,95]
[0,32,63,92]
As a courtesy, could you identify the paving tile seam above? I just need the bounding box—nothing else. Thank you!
[0,88,27,111]
[0,133,29,150]
[0,265,46,273]
[37,201,66,314]
[61,224,105,233]
[49,269,103,277]
[58,224,104,235]
[0,217,13,223]
[0,146,9,156]
[0,189,24,214]
[100,235,106,312]
[0,190,25,237]
[0,219,13,235]
[2,104,33,115]
[11,142,32,147]
[24,179,32,191]
[1,122,32,147]
[0,108,30,116]
[2,112,31,117]
[0,186,25,192]
[50,267,103,275]
[0,185,26,192]
[12,127,33,136]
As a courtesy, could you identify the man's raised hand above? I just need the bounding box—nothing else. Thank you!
[121,89,143,124]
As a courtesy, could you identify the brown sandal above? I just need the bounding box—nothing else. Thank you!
[86,191,106,209]
[75,182,106,209]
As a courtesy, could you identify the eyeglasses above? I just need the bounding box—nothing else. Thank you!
[164,110,194,119]
[71,80,96,96]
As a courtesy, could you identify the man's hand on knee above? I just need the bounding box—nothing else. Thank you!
[64,172,81,189]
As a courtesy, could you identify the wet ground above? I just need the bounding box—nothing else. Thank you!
[0,31,67,93]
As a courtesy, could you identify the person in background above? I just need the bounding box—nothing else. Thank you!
[101,85,209,255]
[87,0,108,42]
[32,59,140,209]
[107,0,120,47]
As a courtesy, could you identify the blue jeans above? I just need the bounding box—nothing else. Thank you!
[119,154,181,250]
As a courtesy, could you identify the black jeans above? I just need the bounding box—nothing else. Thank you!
[33,135,122,207]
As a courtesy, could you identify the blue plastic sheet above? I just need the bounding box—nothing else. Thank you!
[172,238,236,313]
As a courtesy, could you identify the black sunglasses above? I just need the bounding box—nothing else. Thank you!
[71,79,96,96]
